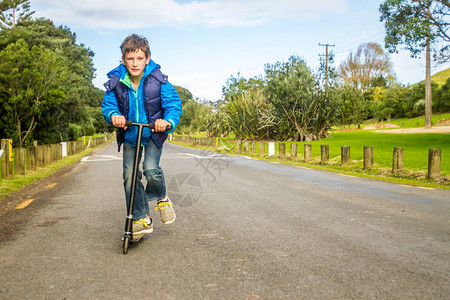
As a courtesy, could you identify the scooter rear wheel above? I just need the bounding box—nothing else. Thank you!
[123,236,130,254]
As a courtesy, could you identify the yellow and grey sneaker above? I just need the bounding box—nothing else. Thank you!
[132,218,153,241]
[155,198,176,224]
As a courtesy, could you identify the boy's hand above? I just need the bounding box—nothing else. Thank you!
[153,119,170,132]
[111,115,128,130]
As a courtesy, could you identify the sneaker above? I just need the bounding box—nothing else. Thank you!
[132,218,153,241]
[155,198,176,224]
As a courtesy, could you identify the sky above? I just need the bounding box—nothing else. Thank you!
[31,0,449,101]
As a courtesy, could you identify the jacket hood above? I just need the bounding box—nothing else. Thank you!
[106,59,160,80]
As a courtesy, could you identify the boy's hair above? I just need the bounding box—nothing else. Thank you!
[120,34,151,58]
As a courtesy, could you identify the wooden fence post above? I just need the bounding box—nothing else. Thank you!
[54,144,59,161]
[1,139,13,179]
[290,143,297,159]
[364,146,373,169]
[392,147,403,174]
[428,149,441,178]
[304,144,312,162]
[71,141,76,155]
[50,144,55,163]
[44,145,51,165]
[279,143,285,157]
[14,147,26,175]
[27,146,36,171]
[341,146,350,166]
[66,142,71,156]
[36,145,44,167]
[259,142,265,155]
[53,144,58,161]
[251,141,256,153]
[243,141,249,153]
[78,140,84,152]
[321,145,329,163]
[57,143,62,160]
[237,140,242,153]
[1,139,7,178]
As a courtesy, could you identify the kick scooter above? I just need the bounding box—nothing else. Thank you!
[122,120,171,254]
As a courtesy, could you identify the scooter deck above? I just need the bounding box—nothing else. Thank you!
[121,235,143,244]
[131,235,144,243]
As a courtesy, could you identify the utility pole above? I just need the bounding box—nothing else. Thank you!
[319,43,335,91]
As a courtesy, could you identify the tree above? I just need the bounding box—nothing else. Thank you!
[220,74,272,139]
[264,55,338,141]
[0,19,101,144]
[173,86,209,133]
[174,85,194,106]
[404,80,440,117]
[336,84,365,127]
[0,39,68,147]
[338,42,394,92]
[221,73,264,104]
[0,0,34,28]
[380,0,450,128]
[435,77,450,112]
[178,98,211,133]
[225,89,276,140]
[204,105,231,137]
[380,83,407,122]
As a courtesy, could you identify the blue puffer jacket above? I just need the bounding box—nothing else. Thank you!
[102,60,182,150]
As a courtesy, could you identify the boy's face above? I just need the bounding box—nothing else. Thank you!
[122,49,150,80]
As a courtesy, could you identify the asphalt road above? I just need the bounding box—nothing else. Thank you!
[0,140,449,299]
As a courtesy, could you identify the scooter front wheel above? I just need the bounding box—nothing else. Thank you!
[123,236,130,254]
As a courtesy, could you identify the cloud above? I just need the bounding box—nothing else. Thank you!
[33,0,348,29]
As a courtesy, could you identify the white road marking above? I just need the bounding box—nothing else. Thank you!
[81,155,122,162]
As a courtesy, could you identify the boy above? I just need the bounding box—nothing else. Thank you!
[102,34,182,241]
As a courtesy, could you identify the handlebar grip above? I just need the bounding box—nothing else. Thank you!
[149,123,172,131]
[124,120,172,132]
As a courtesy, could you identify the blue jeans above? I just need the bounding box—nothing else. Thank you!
[123,140,166,220]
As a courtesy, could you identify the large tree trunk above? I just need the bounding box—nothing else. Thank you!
[425,8,432,129]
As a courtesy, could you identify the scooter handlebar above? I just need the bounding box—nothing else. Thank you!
[124,120,172,132]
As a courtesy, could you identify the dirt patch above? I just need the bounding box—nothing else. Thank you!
[363,123,400,130]
[435,118,450,126]
[334,128,362,132]
[376,126,450,133]
[334,123,450,133]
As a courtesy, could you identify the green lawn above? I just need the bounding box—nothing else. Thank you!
[331,113,450,130]
[387,113,450,128]
[293,131,449,175]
